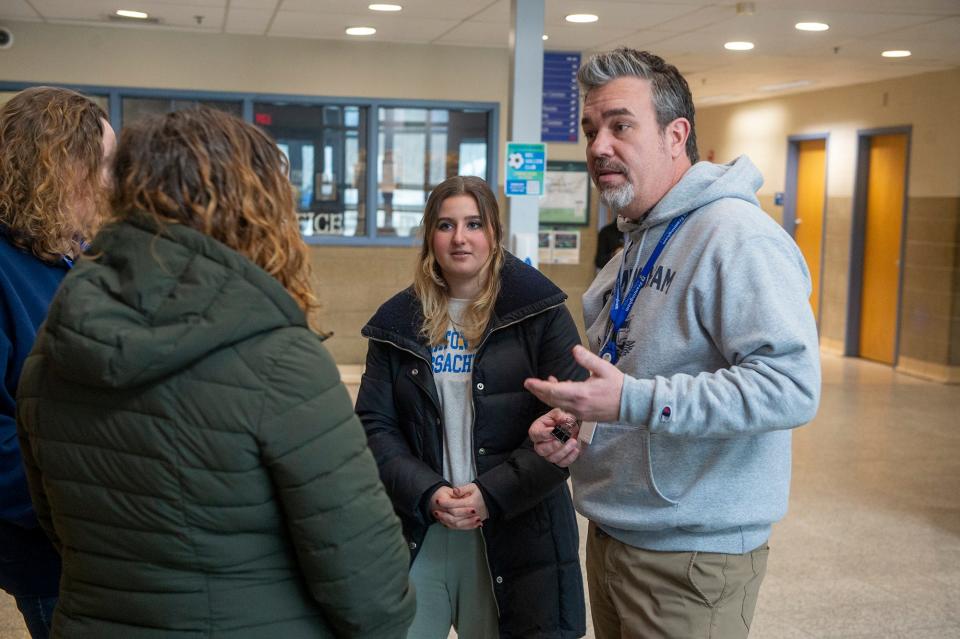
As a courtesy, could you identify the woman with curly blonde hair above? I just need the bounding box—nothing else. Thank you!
[356,176,587,638]
[16,107,415,638]
[0,86,114,639]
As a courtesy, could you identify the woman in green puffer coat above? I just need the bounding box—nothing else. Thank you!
[15,107,415,638]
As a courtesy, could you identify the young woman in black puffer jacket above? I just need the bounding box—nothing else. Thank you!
[356,175,587,639]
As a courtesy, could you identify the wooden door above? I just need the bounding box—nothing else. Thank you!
[794,139,827,320]
[859,134,907,364]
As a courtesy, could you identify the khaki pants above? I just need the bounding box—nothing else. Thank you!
[586,522,768,639]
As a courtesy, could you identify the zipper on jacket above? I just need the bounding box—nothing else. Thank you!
[470,300,565,619]
[471,362,501,619]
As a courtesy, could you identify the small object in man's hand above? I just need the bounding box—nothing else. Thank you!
[551,422,572,443]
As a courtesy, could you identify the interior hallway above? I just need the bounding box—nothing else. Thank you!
[2,353,958,638]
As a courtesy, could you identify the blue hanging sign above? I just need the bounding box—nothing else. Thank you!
[542,52,581,143]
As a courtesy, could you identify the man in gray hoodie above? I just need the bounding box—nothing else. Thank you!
[526,49,821,639]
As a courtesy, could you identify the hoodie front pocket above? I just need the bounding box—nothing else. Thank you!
[638,429,680,508]
[579,424,679,528]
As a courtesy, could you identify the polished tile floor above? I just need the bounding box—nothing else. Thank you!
[2,353,958,638]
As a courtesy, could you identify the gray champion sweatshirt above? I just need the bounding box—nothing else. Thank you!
[572,155,821,554]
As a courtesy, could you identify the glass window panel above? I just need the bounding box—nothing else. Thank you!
[458,141,487,178]
[121,97,241,127]
[0,91,109,121]
[377,107,489,237]
[429,132,448,184]
[254,101,367,238]
[345,107,360,128]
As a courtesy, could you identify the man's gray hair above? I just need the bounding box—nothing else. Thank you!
[578,48,699,163]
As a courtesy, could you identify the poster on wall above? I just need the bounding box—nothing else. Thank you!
[537,230,581,265]
[552,230,581,264]
[539,160,590,225]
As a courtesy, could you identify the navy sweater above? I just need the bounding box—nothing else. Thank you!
[1,231,70,528]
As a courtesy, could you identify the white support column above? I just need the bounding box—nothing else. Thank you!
[507,0,544,268]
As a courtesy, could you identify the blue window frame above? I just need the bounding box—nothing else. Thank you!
[0,82,499,246]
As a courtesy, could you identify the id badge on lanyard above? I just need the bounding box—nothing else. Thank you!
[600,214,688,364]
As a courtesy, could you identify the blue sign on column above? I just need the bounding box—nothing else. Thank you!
[542,52,581,143]
[505,142,546,197]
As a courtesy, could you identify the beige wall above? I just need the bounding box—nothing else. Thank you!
[698,68,960,382]
[0,20,599,364]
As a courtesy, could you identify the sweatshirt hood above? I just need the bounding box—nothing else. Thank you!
[618,155,763,234]
[43,215,307,390]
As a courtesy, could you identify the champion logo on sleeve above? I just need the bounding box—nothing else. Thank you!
[660,406,672,421]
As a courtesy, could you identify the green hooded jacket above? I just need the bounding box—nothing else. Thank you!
[16,216,415,638]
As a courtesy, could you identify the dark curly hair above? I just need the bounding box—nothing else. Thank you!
[110,107,318,317]
[0,86,110,261]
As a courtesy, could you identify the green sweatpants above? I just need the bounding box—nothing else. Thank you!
[407,524,499,639]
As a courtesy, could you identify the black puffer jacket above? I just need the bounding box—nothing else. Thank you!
[355,254,587,639]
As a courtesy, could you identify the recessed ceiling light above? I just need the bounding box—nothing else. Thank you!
[795,22,829,32]
[368,3,401,11]
[881,50,911,58]
[724,41,754,51]
[345,26,377,36]
[542,34,549,40]
[565,14,598,23]
[759,80,813,92]
[115,9,149,19]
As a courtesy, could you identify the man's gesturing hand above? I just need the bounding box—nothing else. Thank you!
[524,345,625,422]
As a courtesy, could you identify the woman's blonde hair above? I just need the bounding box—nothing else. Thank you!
[414,175,504,347]
[0,86,109,262]
[110,107,317,318]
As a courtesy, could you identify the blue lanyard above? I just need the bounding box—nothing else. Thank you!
[601,214,688,362]
[61,239,90,269]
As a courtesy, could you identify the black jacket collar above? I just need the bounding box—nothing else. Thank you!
[362,252,567,357]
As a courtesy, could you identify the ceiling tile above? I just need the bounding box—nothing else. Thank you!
[470,0,510,24]
[30,0,224,24]
[864,15,960,42]
[545,1,694,29]
[230,0,278,8]
[0,0,42,21]
[748,0,960,16]
[224,8,272,34]
[541,23,640,52]
[269,11,458,43]
[279,0,486,21]
[434,21,508,47]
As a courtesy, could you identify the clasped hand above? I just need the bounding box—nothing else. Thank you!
[431,482,488,530]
